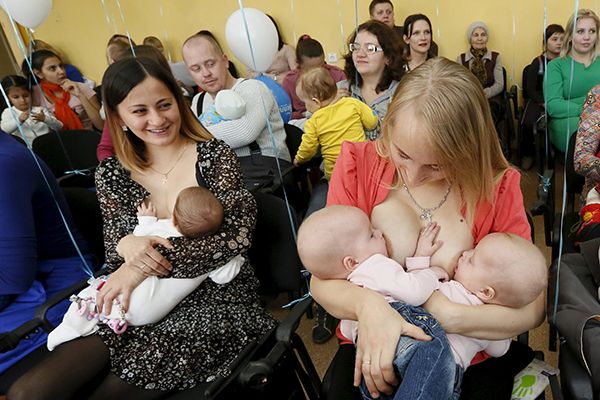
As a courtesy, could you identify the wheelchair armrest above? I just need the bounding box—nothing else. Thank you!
[34,269,106,332]
[0,318,44,352]
[275,296,313,343]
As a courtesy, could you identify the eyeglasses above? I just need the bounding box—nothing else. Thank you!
[349,42,384,54]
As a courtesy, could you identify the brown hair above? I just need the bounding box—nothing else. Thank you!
[296,67,336,102]
[368,0,394,17]
[561,9,600,62]
[344,20,404,93]
[295,35,324,65]
[116,44,171,72]
[106,34,135,65]
[402,14,436,61]
[102,57,212,173]
[376,57,509,224]
[173,186,224,238]
[143,36,164,50]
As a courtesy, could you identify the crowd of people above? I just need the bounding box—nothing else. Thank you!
[1,0,600,398]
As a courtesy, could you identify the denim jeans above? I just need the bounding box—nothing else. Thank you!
[360,302,463,400]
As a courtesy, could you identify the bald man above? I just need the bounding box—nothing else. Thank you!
[182,33,291,191]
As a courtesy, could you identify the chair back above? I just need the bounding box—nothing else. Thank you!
[249,191,303,296]
[32,130,100,178]
[283,123,303,160]
[566,131,585,195]
[521,64,531,101]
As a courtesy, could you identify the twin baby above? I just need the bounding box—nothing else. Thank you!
[297,206,547,400]
[47,186,242,350]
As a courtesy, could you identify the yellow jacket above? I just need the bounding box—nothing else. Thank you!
[295,97,378,179]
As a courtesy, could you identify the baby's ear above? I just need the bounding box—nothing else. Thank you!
[476,286,496,303]
[342,256,359,272]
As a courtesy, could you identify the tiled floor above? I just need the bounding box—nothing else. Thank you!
[268,164,562,382]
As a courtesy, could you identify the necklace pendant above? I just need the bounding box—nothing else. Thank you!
[420,210,432,223]
[161,176,168,184]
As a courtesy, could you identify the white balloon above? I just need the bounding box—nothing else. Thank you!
[225,8,278,73]
[1,0,53,29]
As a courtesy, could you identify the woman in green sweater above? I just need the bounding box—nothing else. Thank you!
[545,9,600,153]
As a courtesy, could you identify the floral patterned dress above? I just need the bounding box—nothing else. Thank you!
[94,139,276,391]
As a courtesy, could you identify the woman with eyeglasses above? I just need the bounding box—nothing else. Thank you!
[337,20,404,140]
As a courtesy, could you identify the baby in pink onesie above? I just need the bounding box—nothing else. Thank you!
[297,205,547,370]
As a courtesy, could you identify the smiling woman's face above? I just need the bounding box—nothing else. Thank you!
[116,76,182,149]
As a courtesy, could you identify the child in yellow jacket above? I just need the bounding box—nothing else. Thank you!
[293,67,378,179]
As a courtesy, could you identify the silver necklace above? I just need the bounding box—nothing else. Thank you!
[402,183,452,223]
[148,145,188,184]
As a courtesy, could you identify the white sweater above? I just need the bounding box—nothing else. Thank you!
[1,106,62,143]
[191,78,290,161]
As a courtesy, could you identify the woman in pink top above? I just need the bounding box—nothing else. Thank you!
[282,35,346,120]
[311,58,543,399]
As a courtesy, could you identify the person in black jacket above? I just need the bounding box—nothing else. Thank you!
[520,24,564,170]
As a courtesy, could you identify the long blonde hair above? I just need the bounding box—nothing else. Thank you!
[561,9,600,62]
[102,57,212,173]
[376,57,509,224]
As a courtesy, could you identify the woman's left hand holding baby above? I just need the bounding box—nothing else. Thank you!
[96,263,146,315]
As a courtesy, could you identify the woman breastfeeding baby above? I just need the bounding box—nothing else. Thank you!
[310,57,545,399]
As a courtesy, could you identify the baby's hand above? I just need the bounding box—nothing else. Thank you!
[137,201,156,217]
[414,222,443,257]
[430,266,449,282]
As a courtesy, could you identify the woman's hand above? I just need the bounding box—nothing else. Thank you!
[96,263,146,315]
[335,87,350,102]
[354,295,431,398]
[61,79,82,98]
[116,234,174,277]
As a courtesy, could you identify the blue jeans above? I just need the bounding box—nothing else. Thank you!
[360,302,463,400]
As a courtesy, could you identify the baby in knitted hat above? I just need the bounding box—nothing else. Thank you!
[199,89,246,127]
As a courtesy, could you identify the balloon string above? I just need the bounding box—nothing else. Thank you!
[289,0,297,45]
[237,1,258,71]
[0,83,95,278]
[114,0,136,57]
[99,0,111,24]
[511,0,517,87]
[336,0,346,55]
[236,1,298,241]
[159,2,172,62]
[551,0,580,325]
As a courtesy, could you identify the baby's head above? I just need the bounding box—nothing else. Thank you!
[214,89,246,120]
[172,186,224,238]
[453,233,547,307]
[297,206,388,280]
[296,67,337,114]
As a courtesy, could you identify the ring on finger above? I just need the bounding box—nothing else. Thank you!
[363,360,371,365]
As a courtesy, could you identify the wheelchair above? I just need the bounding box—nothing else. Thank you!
[1,191,321,399]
